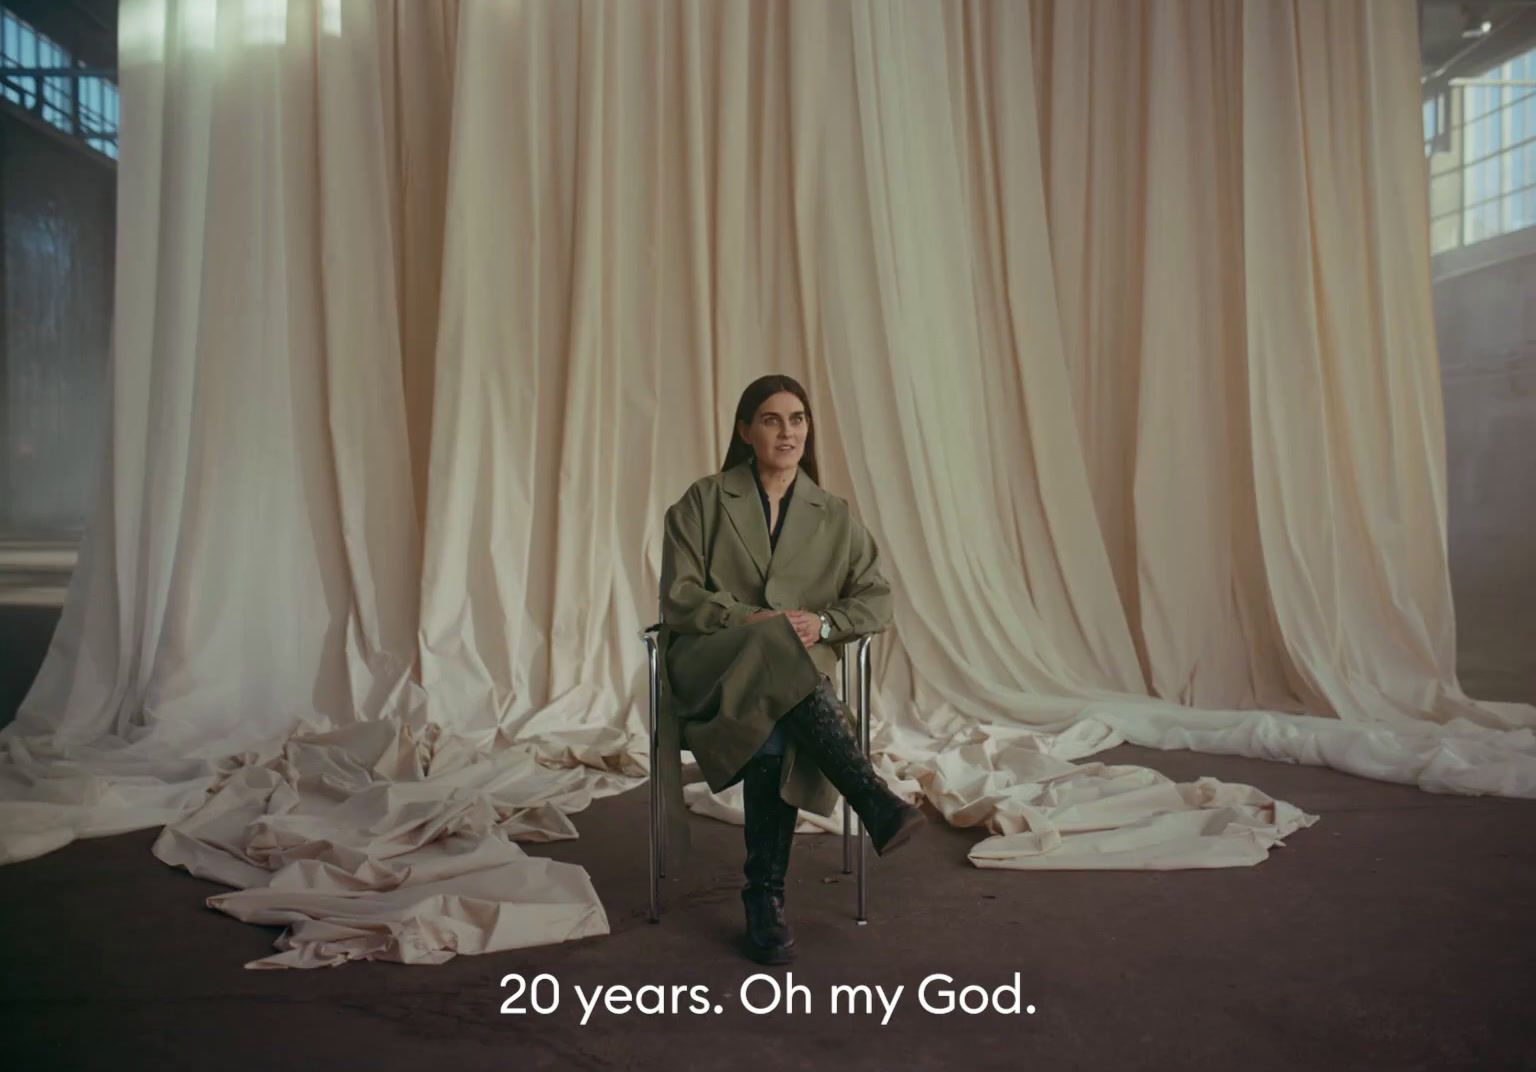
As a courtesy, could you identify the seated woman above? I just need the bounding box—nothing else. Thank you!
[659,373,927,966]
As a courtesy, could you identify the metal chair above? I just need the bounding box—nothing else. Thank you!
[641,622,876,925]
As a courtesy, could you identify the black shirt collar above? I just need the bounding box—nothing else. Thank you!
[749,457,795,550]
[749,455,797,502]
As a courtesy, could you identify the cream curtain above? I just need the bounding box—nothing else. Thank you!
[1,0,1530,967]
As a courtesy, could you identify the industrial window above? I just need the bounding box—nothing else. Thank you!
[1424,46,1536,253]
[0,7,118,161]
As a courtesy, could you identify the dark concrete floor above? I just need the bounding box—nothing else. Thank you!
[1,605,1533,1071]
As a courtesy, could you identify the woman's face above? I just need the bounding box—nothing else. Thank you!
[737,390,808,473]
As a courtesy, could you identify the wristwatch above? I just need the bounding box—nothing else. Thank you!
[818,613,832,641]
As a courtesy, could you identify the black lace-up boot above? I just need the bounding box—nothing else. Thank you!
[781,674,927,856]
[740,752,798,964]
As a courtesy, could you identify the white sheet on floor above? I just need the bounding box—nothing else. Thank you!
[150,721,628,968]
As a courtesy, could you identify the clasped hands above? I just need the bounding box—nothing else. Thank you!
[747,608,823,649]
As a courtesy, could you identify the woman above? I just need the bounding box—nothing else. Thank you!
[659,374,927,966]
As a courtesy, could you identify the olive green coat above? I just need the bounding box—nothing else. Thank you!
[655,461,893,864]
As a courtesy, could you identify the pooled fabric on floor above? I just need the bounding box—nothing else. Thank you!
[150,721,629,968]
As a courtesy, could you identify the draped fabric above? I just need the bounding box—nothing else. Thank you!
[2,0,1531,966]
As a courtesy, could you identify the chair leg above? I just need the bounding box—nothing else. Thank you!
[857,636,871,924]
[840,658,853,876]
[841,799,852,874]
[646,634,661,923]
[840,647,873,925]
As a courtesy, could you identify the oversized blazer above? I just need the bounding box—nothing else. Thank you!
[655,461,893,863]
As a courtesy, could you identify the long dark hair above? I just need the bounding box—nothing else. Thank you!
[719,374,820,484]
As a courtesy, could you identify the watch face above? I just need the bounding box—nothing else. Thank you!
[820,617,831,638]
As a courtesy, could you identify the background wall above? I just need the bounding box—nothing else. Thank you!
[0,0,117,721]
[0,116,114,538]
[0,0,116,540]
[1433,229,1536,703]
[0,113,113,719]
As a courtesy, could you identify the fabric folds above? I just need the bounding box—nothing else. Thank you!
[2,0,1528,968]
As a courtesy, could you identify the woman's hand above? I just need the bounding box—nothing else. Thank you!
[746,608,822,648]
[784,609,821,648]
